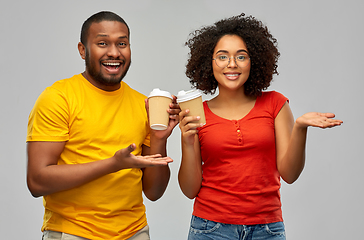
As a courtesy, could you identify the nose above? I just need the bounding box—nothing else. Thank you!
[107,44,121,58]
[227,57,238,68]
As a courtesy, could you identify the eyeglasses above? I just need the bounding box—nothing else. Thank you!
[213,54,250,68]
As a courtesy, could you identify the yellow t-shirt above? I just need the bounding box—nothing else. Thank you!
[27,74,151,240]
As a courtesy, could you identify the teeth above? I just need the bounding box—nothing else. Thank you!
[226,74,239,77]
[103,62,120,66]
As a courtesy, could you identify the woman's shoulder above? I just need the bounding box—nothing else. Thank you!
[261,90,288,102]
[261,90,285,97]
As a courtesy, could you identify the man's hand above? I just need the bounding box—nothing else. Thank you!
[145,95,181,140]
[112,143,173,171]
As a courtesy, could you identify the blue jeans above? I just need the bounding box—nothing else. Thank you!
[188,216,286,240]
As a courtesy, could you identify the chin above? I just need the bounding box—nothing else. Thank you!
[99,73,125,85]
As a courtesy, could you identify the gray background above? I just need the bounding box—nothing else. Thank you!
[0,0,362,239]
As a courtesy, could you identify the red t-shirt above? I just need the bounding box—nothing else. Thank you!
[193,91,288,225]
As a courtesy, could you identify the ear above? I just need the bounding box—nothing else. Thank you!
[78,42,86,60]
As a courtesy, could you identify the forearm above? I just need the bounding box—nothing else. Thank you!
[142,136,170,201]
[27,157,117,197]
[178,138,202,199]
[278,124,308,184]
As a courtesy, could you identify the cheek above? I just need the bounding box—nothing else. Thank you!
[121,49,131,61]
[88,45,107,58]
[212,62,221,77]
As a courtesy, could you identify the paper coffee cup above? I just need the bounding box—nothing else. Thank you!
[177,89,206,125]
[148,88,173,130]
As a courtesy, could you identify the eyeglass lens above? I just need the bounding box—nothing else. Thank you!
[214,55,250,68]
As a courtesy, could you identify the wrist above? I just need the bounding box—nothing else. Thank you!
[150,130,169,141]
[293,121,308,134]
[150,134,167,149]
[108,155,120,173]
[295,117,309,129]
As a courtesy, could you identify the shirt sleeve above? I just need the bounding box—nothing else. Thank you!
[271,91,289,118]
[27,87,70,142]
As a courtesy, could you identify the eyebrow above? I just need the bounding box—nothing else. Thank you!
[215,49,249,55]
[95,34,128,39]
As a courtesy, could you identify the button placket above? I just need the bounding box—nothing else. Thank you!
[233,120,243,145]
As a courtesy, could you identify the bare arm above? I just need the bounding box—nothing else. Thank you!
[275,102,343,184]
[141,96,180,201]
[178,109,203,199]
[275,103,303,184]
[26,141,172,198]
[142,142,171,201]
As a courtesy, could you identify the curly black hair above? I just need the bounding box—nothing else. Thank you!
[185,13,280,97]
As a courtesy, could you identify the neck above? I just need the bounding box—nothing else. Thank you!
[215,86,252,105]
[82,71,121,92]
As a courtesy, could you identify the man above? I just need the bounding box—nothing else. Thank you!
[27,11,179,240]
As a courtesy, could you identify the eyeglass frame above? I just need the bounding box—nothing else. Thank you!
[212,53,251,68]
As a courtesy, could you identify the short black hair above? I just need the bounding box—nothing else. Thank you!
[80,11,130,45]
[185,13,280,97]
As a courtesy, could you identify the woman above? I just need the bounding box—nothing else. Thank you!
[178,13,342,240]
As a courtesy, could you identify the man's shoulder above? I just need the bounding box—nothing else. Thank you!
[50,74,83,90]
[36,74,83,104]
[122,82,147,100]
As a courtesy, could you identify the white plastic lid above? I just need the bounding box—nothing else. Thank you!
[176,89,202,103]
[148,88,173,99]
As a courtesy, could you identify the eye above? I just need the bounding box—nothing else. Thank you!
[217,55,229,61]
[118,42,128,48]
[236,55,248,61]
[97,42,107,47]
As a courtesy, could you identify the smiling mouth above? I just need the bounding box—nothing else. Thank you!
[102,62,121,70]
[224,73,241,80]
